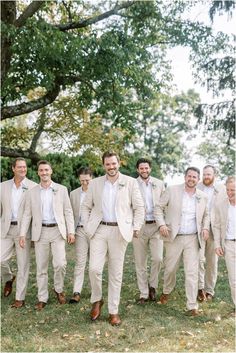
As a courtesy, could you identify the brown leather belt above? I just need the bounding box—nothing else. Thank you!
[100,221,118,226]
[11,221,18,225]
[42,223,57,227]
[145,220,156,224]
[227,239,236,241]
[77,225,83,228]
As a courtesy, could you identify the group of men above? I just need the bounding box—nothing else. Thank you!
[1,152,235,326]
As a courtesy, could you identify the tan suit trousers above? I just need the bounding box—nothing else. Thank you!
[89,224,128,314]
[163,234,199,310]
[133,223,163,298]
[34,226,67,302]
[225,240,236,306]
[73,226,90,293]
[1,224,31,300]
[198,228,218,295]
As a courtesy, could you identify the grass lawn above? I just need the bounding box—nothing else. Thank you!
[1,242,235,352]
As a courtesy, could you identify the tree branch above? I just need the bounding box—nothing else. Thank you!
[1,82,61,120]
[14,1,45,27]
[29,110,47,152]
[55,1,135,31]
[1,146,40,162]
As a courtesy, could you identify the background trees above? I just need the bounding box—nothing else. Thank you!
[1,0,235,184]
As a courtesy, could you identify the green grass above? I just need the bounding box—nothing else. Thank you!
[1,243,235,352]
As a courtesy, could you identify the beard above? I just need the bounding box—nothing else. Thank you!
[203,177,214,186]
[139,172,150,180]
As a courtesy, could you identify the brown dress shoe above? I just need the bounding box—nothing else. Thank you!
[54,290,66,304]
[197,289,206,302]
[206,292,213,301]
[35,302,47,310]
[3,276,16,297]
[90,299,104,321]
[136,297,148,305]
[185,309,199,317]
[149,287,156,301]
[11,300,25,308]
[69,292,81,304]
[160,293,169,304]
[109,314,121,326]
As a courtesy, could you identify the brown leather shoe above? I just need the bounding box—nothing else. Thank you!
[3,276,16,297]
[160,293,169,304]
[90,299,104,321]
[136,297,148,305]
[185,309,199,317]
[149,287,156,301]
[11,300,25,308]
[54,290,66,304]
[35,302,47,310]
[197,289,206,302]
[206,292,213,301]
[69,292,81,304]
[109,314,121,326]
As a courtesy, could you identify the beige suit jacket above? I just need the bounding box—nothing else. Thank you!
[70,186,82,230]
[212,197,231,250]
[81,173,145,242]
[155,183,210,247]
[1,178,37,238]
[197,182,226,223]
[20,182,75,241]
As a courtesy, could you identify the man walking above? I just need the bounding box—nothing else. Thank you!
[81,151,145,325]
[69,167,93,304]
[213,176,236,316]
[197,165,226,301]
[1,158,37,308]
[19,160,75,310]
[133,158,165,304]
[156,167,209,316]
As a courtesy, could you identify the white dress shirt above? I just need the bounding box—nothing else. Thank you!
[40,183,57,224]
[202,184,214,212]
[138,178,155,221]
[102,179,118,222]
[78,190,86,226]
[178,191,197,235]
[226,204,236,240]
[11,179,26,221]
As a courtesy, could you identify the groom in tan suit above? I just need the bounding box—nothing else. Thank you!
[155,167,209,316]
[81,151,145,325]
[1,158,37,308]
[213,176,235,315]
[20,160,75,310]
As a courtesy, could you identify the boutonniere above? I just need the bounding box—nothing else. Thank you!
[22,185,28,192]
[196,195,201,202]
[52,188,58,195]
[119,183,125,189]
[152,183,157,189]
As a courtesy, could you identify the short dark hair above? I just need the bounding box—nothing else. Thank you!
[37,160,52,169]
[136,158,152,169]
[102,151,120,164]
[77,167,92,177]
[185,166,200,177]
[12,157,26,168]
[203,164,217,174]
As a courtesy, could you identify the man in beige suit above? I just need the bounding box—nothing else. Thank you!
[133,158,165,304]
[213,176,235,315]
[197,165,226,302]
[81,151,145,326]
[69,167,92,304]
[155,167,209,316]
[19,160,75,310]
[1,158,37,308]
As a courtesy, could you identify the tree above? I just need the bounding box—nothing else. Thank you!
[2,0,228,124]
